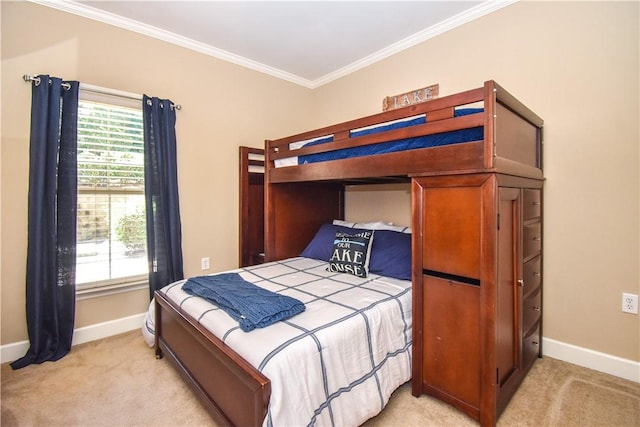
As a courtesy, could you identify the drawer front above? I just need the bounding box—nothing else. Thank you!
[523,222,541,260]
[523,189,541,220]
[522,255,541,297]
[522,286,542,335]
[522,324,541,369]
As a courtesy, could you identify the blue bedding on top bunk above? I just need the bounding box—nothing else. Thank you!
[298,108,483,165]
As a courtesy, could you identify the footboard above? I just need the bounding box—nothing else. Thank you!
[154,291,271,427]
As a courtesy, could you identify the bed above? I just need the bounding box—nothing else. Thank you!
[147,222,413,426]
[153,80,544,427]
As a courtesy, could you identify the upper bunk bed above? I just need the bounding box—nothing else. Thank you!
[266,80,543,184]
[264,80,544,261]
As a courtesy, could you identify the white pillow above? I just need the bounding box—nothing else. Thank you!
[332,219,411,234]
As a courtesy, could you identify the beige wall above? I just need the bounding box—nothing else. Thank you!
[2,1,638,366]
[1,2,315,344]
[335,1,640,362]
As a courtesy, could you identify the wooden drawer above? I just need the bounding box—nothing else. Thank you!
[522,323,541,369]
[522,286,542,335]
[523,189,541,220]
[522,255,541,298]
[523,222,541,260]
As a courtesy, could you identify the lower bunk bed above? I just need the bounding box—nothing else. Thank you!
[146,222,414,426]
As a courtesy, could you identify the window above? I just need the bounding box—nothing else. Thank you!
[75,91,148,293]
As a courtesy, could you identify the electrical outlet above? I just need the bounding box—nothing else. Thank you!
[622,293,638,314]
[201,257,210,271]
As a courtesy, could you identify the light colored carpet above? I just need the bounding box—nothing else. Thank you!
[1,330,639,426]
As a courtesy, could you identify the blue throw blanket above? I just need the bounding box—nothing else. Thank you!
[182,273,305,332]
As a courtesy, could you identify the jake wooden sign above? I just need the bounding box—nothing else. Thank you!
[382,84,439,111]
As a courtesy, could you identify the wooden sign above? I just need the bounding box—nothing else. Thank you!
[382,84,439,111]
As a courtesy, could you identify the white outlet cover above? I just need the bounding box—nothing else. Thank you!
[622,293,638,314]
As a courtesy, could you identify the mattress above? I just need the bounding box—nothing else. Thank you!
[274,108,483,167]
[143,256,412,427]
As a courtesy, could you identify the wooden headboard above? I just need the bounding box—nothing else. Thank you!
[239,146,265,267]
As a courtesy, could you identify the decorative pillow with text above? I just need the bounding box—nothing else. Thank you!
[326,230,374,278]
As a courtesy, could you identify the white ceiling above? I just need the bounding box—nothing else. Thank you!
[35,0,516,88]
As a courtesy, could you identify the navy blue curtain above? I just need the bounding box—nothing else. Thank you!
[12,76,79,370]
[143,95,184,299]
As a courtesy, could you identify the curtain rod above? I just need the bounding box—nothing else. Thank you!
[22,74,182,110]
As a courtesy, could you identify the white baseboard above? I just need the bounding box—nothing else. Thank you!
[542,337,640,383]
[0,313,146,365]
[3,319,638,384]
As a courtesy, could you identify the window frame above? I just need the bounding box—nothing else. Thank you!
[76,86,148,298]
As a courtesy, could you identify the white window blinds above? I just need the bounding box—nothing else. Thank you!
[76,99,148,289]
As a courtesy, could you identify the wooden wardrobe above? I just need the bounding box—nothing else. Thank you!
[411,172,543,425]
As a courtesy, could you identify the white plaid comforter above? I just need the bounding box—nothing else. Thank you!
[144,257,412,427]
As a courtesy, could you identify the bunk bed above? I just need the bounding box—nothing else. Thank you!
[153,80,544,427]
[239,146,265,267]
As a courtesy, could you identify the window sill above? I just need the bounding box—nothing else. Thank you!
[76,279,148,300]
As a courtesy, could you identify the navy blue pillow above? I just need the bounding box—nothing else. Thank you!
[300,223,356,261]
[326,230,374,278]
[301,224,412,280]
[369,229,412,280]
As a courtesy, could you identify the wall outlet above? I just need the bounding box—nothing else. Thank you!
[622,293,638,314]
[201,257,210,271]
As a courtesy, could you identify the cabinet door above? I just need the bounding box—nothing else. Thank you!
[422,186,481,280]
[496,188,520,388]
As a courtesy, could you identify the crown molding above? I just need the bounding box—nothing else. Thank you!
[311,0,519,88]
[28,0,316,88]
[28,0,517,90]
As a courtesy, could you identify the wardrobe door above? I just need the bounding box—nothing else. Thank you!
[496,188,521,395]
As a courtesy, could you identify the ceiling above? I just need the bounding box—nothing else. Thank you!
[36,0,516,88]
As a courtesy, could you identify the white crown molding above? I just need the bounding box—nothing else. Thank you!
[29,0,517,89]
[27,0,316,88]
[28,0,518,89]
[311,0,519,88]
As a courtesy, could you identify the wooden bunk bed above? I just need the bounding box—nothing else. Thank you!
[239,146,265,267]
[154,80,544,427]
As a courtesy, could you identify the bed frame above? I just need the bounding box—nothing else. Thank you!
[264,80,542,261]
[155,80,544,427]
[239,146,265,267]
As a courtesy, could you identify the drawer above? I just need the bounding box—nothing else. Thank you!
[522,255,541,298]
[522,324,541,369]
[523,189,541,220]
[523,222,541,260]
[522,286,542,335]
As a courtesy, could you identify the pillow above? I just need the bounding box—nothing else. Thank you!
[300,223,358,262]
[332,219,411,234]
[326,230,374,278]
[301,223,412,281]
[369,229,412,280]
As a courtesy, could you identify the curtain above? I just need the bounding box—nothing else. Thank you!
[143,95,184,299]
[12,76,79,370]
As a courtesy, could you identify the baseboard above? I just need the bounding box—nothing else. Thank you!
[3,320,638,384]
[542,337,640,383]
[0,313,146,365]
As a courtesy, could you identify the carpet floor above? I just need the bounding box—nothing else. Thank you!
[2,330,639,426]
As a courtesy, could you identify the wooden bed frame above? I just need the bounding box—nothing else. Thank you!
[155,80,544,427]
[264,80,542,261]
[239,146,265,267]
